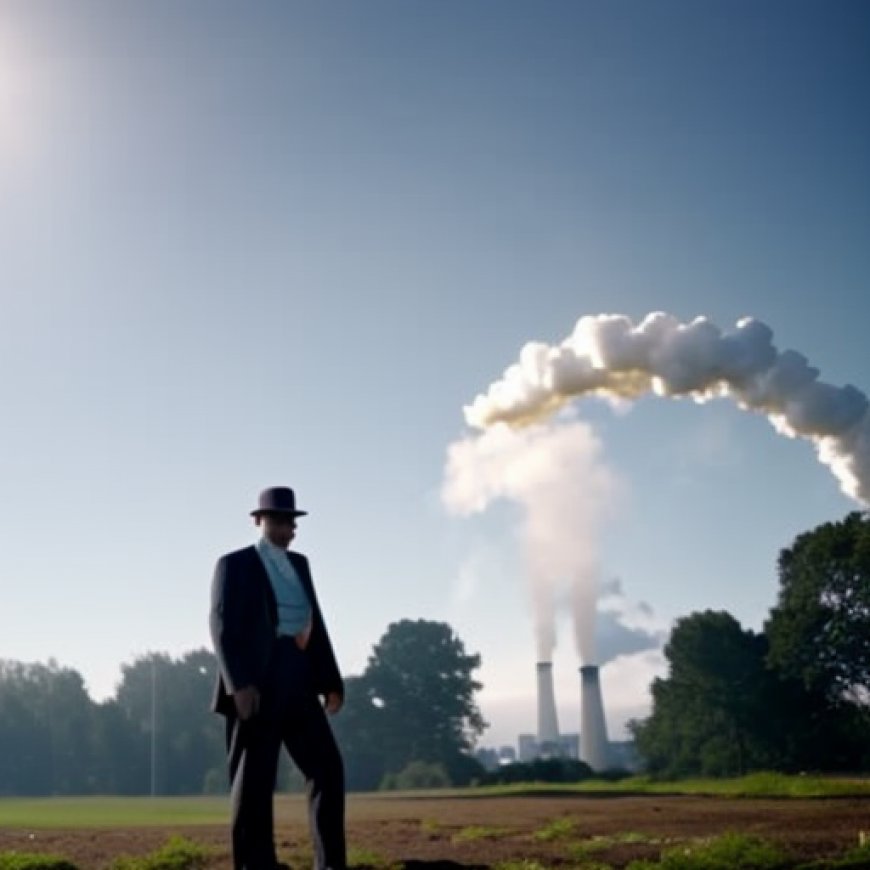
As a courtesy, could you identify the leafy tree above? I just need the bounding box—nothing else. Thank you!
[765,511,870,705]
[332,620,487,788]
[0,661,51,794]
[330,675,390,791]
[630,611,777,777]
[364,620,486,764]
[0,660,98,795]
[90,699,145,794]
[115,649,224,794]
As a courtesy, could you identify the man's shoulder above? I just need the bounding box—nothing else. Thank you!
[216,545,258,566]
[287,549,309,567]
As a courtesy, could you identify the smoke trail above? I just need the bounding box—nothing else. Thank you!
[464,313,870,504]
[442,421,621,663]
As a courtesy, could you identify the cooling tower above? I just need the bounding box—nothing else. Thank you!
[579,665,610,771]
[536,662,560,753]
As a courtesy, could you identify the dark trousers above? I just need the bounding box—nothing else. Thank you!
[226,639,346,870]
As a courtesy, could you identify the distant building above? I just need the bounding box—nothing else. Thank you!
[557,733,579,759]
[474,745,519,772]
[518,733,537,762]
[497,745,517,766]
[517,732,579,761]
[474,747,500,771]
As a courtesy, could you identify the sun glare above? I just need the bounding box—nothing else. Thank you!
[0,20,36,170]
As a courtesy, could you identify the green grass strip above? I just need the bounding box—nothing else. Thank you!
[0,797,231,829]
[2,773,870,831]
[467,772,870,799]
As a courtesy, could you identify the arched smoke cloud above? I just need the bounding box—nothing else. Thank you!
[464,312,870,505]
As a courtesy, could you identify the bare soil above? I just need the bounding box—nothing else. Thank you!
[3,792,870,869]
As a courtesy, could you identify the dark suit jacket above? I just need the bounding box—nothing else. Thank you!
[209,545,343,716]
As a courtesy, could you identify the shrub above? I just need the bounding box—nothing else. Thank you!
[110,836,212,870]
[481,757,593,785]
[532,817,576,841]
[626,832,790,869]
[380,760,451,790]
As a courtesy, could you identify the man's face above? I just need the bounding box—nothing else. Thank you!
[258,512,297,549]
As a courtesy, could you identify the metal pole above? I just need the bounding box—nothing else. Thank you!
[150,659,157,797]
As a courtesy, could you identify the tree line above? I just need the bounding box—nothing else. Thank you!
[0,620,486,795]
[2,511,868,793]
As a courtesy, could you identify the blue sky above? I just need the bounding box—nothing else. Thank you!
[1,1,868,747]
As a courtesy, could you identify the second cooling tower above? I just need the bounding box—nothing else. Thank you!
[579,664,610,771]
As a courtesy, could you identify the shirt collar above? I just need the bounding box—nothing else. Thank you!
[257,536,288,560]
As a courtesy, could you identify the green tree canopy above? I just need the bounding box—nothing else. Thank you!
[363,619,486,760]
[765,511,870,705]
[630,611,776,777]
[332,619,487,789]
[0,660,96,795]
[115,648,224,794]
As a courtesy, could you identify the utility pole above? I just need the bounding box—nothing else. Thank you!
[150,658,157,797]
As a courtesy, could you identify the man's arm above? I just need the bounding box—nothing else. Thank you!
[209,553,257,696]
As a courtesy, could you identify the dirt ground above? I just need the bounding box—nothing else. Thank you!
[3,792,870,869]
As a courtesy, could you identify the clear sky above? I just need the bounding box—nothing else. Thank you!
[1,1,868,748]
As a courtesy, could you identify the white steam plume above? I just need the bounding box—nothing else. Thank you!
[464,312,870,504]
[442,421,621,664]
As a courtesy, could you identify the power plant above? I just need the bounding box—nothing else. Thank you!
[519,661,612,770]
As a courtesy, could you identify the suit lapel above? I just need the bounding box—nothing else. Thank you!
[288,551,315,600]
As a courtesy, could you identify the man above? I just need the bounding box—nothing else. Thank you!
[210,486,345,870]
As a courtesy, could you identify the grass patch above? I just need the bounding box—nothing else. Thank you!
[533,817,576,841]
[347,847,396,869]
[625,832,790,869]
[452,825,511,843]
[464,772,870,799]
[569,832,660,857]
[0,855,77,870]
[0,797,230,829]
[493,862,550,870]
[795,840,870,869]
[3,774,870,830]
[110,836,212,870]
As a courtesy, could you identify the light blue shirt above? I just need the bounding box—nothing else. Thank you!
[255,537,312,637]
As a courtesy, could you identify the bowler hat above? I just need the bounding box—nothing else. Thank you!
[250,486,308,517]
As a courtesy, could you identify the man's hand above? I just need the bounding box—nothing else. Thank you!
[324,691,343,715]
[234,686,260,721]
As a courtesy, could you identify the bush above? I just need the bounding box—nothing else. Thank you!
[380,760,451,790]
[442,751,486,786]
[110,836,212,870]
[480,757,593,785]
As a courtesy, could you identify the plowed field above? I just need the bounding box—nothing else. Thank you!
[2,792,869,869]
